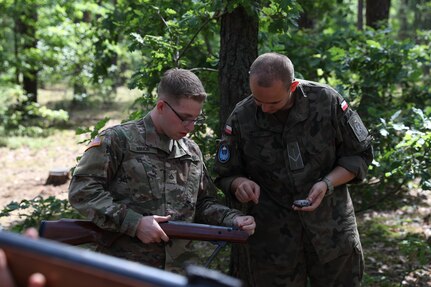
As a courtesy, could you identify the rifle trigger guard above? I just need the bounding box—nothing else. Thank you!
[204,241,227,268]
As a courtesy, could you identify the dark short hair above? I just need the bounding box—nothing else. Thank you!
[249,53,295,89]
[157,68,207,103]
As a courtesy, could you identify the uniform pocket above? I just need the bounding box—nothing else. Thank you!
[243,130,282,166]
[122,146,162,207]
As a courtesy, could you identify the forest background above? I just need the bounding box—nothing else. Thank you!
[0,0,430,286]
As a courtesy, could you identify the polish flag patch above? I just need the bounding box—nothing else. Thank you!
[224,125,232,135]
[340,100,349,111]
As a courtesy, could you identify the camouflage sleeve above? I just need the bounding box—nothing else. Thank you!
[68,128,143,237]
[194,161,243,227]
[213,112,245,195]
[331,90,374,181]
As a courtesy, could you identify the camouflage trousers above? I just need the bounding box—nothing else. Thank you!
[247,238,364,287]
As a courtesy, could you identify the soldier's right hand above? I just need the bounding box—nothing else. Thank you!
[136,215,171,244]
[232,177,260,204]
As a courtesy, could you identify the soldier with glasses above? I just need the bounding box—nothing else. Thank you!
[69,68,255,272]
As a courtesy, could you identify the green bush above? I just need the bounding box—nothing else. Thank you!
[0,196,82,233]
[0,86,69,137]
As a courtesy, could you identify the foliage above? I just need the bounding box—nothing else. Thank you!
[0,85,69,137]
[374,109,431,191]
[75,116,111,145]
[0,196,82,233]
[272,24,431,203]
[359,213,431,286]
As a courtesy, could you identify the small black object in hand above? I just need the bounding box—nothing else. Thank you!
[293,199,311,208]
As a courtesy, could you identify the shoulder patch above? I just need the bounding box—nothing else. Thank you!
[348,112,368,142]
[224,125,232,135]
[340,100,349,111]
[85,136,103,151]
[217,144,230,163]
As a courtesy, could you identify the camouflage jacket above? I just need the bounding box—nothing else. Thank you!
[69,113,242,271]
[214,79,373,265]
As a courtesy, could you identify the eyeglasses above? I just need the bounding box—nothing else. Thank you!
[163,101,206,126]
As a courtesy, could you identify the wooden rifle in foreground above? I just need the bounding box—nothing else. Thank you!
[39,219,249,268]
[0,230,242,287]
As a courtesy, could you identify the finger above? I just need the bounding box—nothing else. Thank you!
[244,183,259,204]
[24,228,39,239]
[253,187,260,204]
[236,190,248,203]
[241,222,255,231]
[154,215,171,222]
[0,249,15,287]
[28,273,46,287]
[251,191,259,204]
[159,230,170,242]
[153,218,170,242]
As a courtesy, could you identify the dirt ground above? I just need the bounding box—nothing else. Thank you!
[0,131,80,227]
[0,86,135,227]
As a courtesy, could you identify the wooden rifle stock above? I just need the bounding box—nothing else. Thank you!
[0,230,242,287]
[39,219,249,246]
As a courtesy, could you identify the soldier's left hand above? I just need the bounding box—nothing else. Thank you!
[0,228,46,287]
[233,215,256,235]
[292,181,327,212]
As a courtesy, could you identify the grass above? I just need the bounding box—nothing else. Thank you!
[358,207,431,286]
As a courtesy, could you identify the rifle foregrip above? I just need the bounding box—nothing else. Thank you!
[160,221,249,244]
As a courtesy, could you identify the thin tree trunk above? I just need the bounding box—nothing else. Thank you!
[398,0,409,39]
[218,6,258,132]
[16,5,38,102]
[218,5,258,286]
[366,0,391,29]
[357,0,364,30]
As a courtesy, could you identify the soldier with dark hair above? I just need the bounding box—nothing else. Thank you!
[69,68,255,272]
[214,53,373,286]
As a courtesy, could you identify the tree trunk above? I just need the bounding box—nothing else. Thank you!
[16,6,38,102]
[218,5,258,286]
[218,6,258,133]
[360,0,391,117]
[366,0,391,29]
[298,9,314,29]
[357,0,364,30]
[398,0,409,39]
[414,0,431,30]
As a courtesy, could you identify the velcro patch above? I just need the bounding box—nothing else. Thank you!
[217,144,230,163]
[341,100,349,111]
[348,112,368,142]
[287,141,304,170]
[85,136,103,151]
[224,125,232,135]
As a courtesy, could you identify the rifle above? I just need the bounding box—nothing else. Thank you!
[39,219,249,267]
[0,230,242,287]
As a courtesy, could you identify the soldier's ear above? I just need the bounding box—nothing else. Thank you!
[290,81,299,93]
[156,100,165,112]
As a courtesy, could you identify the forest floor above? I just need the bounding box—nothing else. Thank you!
[0,87,430,286]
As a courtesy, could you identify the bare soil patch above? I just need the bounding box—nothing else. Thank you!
[0,86,139,227]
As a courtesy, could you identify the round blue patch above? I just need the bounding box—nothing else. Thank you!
[217,144,230,163]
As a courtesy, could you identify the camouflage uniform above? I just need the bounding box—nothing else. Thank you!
[69,113,242,272]
[214,80,373,286]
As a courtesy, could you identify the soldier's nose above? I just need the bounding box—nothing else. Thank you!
[261,105,271,113]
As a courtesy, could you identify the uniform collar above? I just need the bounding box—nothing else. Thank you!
[254,82,309,131]
[142,114,193,158]
[284,83,309,131]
